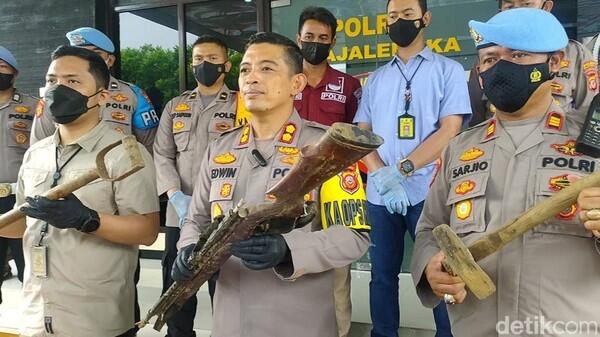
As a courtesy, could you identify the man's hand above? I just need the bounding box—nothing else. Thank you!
[21,194,97,231]
[171,244,196,282]
[368,165,406,195]
[578,187,600,238]
[425,251,467,304]
[231,234,291,270]
[381,182,410,215]
[169,190,192,226]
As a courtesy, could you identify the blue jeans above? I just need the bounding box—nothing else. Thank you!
[367,202,452,337]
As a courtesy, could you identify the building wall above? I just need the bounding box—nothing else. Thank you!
[0,0,96,96]
[579,0,600,39]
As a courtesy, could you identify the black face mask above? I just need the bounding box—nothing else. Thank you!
[193,62,226,87]
[44,85,101,125]
[480,59,552,113]
[388,17,425,47]
[0,73,14,91]
[300,41,332,65]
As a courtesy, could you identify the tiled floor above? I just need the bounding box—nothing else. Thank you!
[0,259,435,337]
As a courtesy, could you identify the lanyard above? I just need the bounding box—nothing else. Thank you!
[37,146,83,245]
[395,57,425,115]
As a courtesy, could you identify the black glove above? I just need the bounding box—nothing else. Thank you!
[21,194,98,231]
[171,244,195,282]
[231,234,291,270]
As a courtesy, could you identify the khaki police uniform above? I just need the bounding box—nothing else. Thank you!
[411,104,600,336]
[468,40,598,127]
[585,34,600,70]
[31,76,159,153]
[178,111,370,337]
[16,122,159,337]
[154,85,238,228]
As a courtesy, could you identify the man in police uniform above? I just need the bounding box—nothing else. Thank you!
[153,35,238,337]
[31,27,159,153]
[412,9,600,336]
[294,6,362,126]
[468,0,598,127]
[0,46,37,304]
[172,32,370,337]
[0,45,159,337]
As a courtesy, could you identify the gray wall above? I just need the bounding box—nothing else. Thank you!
[0,0,96,96]
[579,0,600,39]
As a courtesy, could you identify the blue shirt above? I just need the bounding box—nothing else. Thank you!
[354,47,472,206]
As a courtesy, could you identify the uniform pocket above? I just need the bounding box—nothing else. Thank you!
[22,168,49,197]
[6,125,31,150]
[209,179,236,221]
[446,173,489,235]
[533,169,591,238]
[172,117,192,152]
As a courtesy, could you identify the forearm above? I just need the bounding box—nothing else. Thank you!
[405,117,462,170]
[0,218,26,238]
[95,212,159,246]
[356,122,386,172]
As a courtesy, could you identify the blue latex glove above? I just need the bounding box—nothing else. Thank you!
[381,181,410,216]
[368,165,406,195]
[169,190,192,222]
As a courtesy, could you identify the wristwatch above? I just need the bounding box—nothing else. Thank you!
[398,159,415,176]
[80,209,101,233]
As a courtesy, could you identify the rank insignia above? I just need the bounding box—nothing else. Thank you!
[557,204,577,220]
[455,180,476,195]
[550,81,563,94]
[15,132,27,144]
[560,60,570,69]
[14,106,30,114]
[175,103,191,112]
[219,92,228,100]
[173,121,186,132]
[551,140,580,156]
[214,152,236,165]
[112,94,128,102]
[459,147,484,162]
[583,60,597,72]
[35,100,45,117]
[111,112,126,121]
[545,111,563,131]
[279,123,297,144]
[239,125,251,146]
[485,120,496,139]
[220,183,232,198]
[455,200,473,220]
[278,146,299,155]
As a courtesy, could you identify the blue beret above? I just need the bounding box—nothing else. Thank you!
[468,8,568,53]
[0,46,18,72]
[66,27,115,54]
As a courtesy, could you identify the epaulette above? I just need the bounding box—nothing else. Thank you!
[304,120,328,131]
[218,124,245,137]
[457,117,490,136]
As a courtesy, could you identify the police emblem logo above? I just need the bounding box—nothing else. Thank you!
[548,174,574,192]
[173,121,186,132]
[111,111,126,121]
[339,165,359,194]
[455,180,476,195]
[214,152,236,165]
[455,200,472,220]
[175,103,191,112]
[551,140,580,156]
[69,33,87,46]
[215,122,231,132]
[459,147,484,162]
[583,60,597,72]
[220,183,232,198]
[469,28,483,44]
[13,121,28,129]
[14,106,30,114]
[278,146,299,155]
[112,94,128,102]
[114,127,124,134]
[15,132,27,144]
[280,155,299,166]
[557,204,577,220]
[529,68,542,83]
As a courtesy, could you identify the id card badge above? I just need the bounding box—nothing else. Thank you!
[398,113,415,139]
[31,245,48,278]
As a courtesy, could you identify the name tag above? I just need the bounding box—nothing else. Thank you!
[31,245,48,278]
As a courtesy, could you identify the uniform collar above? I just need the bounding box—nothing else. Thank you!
[192,84,233,109]
[391,46,433,67]
[52,121,109,152]
[311,64,340,89]
[235,110,303,150]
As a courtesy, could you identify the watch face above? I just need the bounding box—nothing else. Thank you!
[401,160,414,174]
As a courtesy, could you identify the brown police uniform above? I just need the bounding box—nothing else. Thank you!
[411,103,600,336]
[154,85,238,228]
[178,111,370,337]
[468,40,598,127]
[16,122,159,337]
[31,76,159,153]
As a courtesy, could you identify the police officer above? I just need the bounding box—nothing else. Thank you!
[153,34,239,337]
[172,32,370,337]
[0,46,36,304]
[468,0,598,127]
[0,45,159,337]
[412,9,600,336]
[31,27,159,153]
